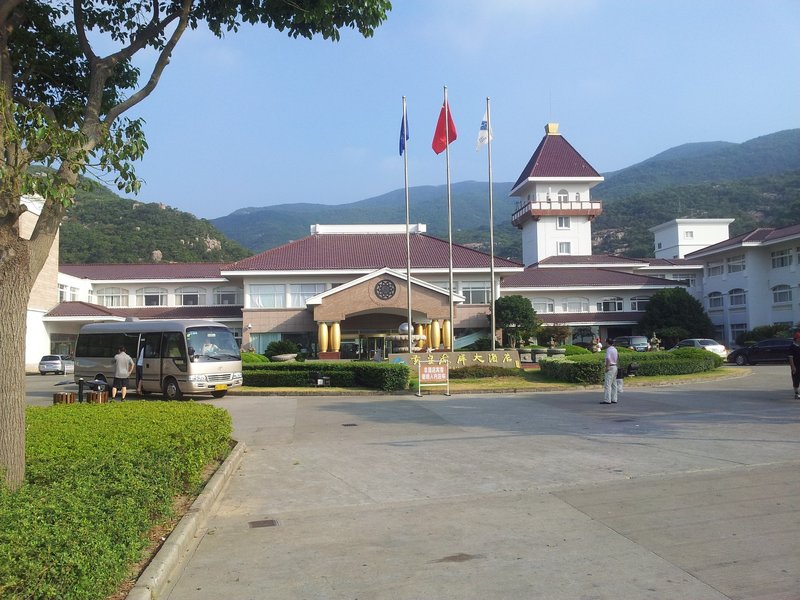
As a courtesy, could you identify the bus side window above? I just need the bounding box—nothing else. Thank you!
[162,332,187,370]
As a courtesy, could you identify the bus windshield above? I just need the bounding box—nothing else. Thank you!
[186,326,241,361]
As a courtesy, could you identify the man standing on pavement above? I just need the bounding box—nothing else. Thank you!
[789,331,800,399]
[112,346,135,401]
[603,337,619,404]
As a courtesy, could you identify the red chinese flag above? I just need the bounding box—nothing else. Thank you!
[432,101,457,154]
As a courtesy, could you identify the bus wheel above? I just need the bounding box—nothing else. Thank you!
[91,375,107,391]
[211,390,227,399]
[163,377,183,400]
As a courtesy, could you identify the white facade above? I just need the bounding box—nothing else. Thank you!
[650,219,734,259]
[519,210,595,263]
[687,227,800,346]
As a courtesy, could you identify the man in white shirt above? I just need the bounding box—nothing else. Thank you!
[603,338,619,404]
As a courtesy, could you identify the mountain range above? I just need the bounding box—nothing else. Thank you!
[59,129,800,264]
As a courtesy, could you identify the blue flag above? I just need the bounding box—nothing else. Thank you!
[399,112,409,156]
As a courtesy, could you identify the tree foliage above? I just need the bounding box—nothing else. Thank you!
[494,295,540,348]
[0,0,392,490]
[638,288,715,340]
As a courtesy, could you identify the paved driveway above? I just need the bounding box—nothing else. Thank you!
[159,365,799,600]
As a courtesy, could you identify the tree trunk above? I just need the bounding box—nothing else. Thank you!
[0,226,30,490]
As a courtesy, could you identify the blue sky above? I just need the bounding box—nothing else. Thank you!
[122,0,800,219]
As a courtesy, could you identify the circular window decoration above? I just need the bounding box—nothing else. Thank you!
[374,279,397,300]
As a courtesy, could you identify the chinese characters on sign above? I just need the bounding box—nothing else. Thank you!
[389,350,521,370]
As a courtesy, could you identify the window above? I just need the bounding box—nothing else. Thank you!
[136,287,167,307]
[558,241,571,255]
[672,273,697,287]
[289,283,326,307]
[531,297,554,313]
[630,296,650,311]
[707,262,723,277]
[557,216,571,229]
[249,284,285,308]
[214,287,242,305]
[657,242,662,249]
[58,284,68,302]
[96,287,129,307]
[772,284,792,304]
[176,286,206,306]
[596,297,623,312]
[562,297,589,313]
[708,292,723,309]
[728,288,746,307]
[730,323,747,342]
[684,230,694,239]
[726,255,745,273]
[771,249,793,269]
[575,192,580,201]
[461,281,490,304]
[557,189,568,202]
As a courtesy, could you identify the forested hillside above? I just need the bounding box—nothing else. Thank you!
[57,129,799,264]
[60,181,251,263]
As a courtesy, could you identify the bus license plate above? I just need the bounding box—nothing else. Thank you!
[214,384,228,391]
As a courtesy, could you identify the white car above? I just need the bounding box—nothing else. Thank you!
[672,338,729,358]
[38,354,75,375]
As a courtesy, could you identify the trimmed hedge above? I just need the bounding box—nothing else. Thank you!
[0,402,232,600]
[241,351,269,364]
[243,361,410,391]
[540,347,720,384]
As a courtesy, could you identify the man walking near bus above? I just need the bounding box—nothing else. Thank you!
[603,338,619,404]
[112,346,135,401]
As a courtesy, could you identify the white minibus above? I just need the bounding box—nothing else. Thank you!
[74,319,243,399]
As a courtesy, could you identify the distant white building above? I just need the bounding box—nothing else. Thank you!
[686,224,800,344]
[650,218,734,259]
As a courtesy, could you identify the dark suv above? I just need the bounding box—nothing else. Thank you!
[613,336,650,352]
[726,339,792,365]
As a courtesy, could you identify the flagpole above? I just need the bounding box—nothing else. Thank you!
[444,86,455,352]
[486,97,496,351]
[402,96,413,353]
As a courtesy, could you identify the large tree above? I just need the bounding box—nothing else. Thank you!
[494,295,540,348]
[0,0,391,490]
[638,287,715,341]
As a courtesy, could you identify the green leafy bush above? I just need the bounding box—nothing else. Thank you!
[0,403,232,600]
[241,351,269,364]
[540,348,719,384]
[243,362,409,391]
[265,340,299,360]
[564,344,590,356]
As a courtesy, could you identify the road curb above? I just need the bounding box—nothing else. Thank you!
[127,440,246,600]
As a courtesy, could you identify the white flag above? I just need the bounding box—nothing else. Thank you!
[476,110,492,150]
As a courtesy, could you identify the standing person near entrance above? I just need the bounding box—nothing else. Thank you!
[603,338,619,404]
[789,332,800,399]
[112,346,134,401]
[135,344,145,395]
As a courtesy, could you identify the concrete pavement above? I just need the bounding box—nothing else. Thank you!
[161,366,800,599]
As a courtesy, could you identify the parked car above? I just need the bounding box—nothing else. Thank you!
[726,339,792,366]
[671,338,729,358]
[38,354,74,375]
[613,335,650,352]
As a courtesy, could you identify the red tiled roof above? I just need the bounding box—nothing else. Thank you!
[512,131,601,190]
[502,267,684,288]
[537,255,648,267]
[60,262,229,280]
[225,233,522,272]
[45,301,242,320]
[685,223,800,257]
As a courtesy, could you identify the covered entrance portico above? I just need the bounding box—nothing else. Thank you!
[307,268,464,360]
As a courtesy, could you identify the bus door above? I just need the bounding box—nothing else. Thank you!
[161,331,188,385]
[140,332,163,392]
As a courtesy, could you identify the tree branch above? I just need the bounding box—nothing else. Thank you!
[73,0,96,64]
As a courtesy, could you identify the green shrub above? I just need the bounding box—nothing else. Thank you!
[0,403,232,600]
[243,361,409,391]
[264,340,299,360]
[449,365,520,379]
[463,337,493,351]
[564,344,590,356]
[241,351,269,364]
[540,348,719,384]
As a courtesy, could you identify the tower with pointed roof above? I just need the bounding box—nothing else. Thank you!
[510,123,604,266]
